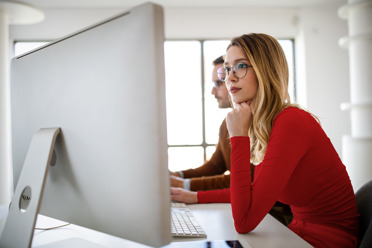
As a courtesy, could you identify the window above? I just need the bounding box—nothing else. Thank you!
[14,41,50,57]
[14,39,295,173]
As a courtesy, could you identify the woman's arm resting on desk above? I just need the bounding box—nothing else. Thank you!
[171,187,231,204]
[171,187,198,204]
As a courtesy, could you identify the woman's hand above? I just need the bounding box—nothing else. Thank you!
[171,187,198,204]
[226,100,254,137]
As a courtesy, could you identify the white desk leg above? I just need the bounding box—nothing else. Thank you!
[0,128,60,248]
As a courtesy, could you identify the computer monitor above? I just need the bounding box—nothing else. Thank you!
[1,2,170,247]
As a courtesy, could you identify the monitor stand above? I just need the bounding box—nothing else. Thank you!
[0,128,60,248]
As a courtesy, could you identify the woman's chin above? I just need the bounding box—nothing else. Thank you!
[233,98,251,104]
[232,98,241,104]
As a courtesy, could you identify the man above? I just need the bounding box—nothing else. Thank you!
[170,56,236,191]
[170,56,293,226]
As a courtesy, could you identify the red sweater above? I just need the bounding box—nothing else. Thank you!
[198,107,359,248]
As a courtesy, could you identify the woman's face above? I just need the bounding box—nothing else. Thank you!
[224,45,258,105]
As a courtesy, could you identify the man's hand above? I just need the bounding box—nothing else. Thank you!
[170,175,184,188]
[169,171,180,177]
[171,187,198,204]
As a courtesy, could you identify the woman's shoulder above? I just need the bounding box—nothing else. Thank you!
[275,106,319,127]
[276,106,309,119]
[270,107,321,145]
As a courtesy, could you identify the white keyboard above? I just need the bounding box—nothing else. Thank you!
[171,203,207,238]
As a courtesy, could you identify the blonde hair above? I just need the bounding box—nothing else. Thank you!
[228,33,302,164]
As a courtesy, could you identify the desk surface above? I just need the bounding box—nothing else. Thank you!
[0,204,312,248]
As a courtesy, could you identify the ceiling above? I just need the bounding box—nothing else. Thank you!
[16,0,346,9]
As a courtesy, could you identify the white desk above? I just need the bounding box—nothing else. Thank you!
[0,204,312,248]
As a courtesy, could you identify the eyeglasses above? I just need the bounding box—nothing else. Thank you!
[217,62,252,82]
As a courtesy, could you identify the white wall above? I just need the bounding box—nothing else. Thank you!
[296,6,350,156]
[9,2,350,155]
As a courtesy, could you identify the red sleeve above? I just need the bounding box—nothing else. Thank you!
[230,110,310,233]
[197,188,230,203]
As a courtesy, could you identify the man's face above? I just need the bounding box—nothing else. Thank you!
[211,64,231,109]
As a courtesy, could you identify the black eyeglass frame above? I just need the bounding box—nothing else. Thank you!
[217,63,253,82]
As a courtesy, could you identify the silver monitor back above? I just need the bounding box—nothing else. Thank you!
[9,2,170,247]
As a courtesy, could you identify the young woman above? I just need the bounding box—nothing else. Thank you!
[171,33,359,248]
